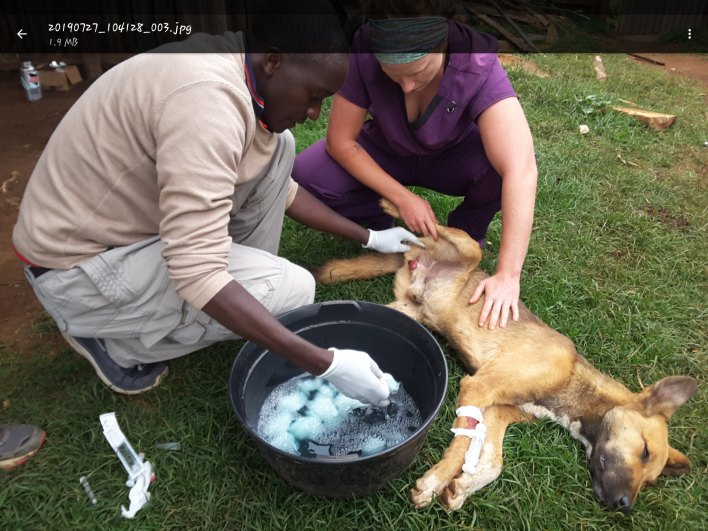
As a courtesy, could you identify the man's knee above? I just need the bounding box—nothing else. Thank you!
[280,263,315,315]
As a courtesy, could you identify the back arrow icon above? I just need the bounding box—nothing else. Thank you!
[17,29,27,38]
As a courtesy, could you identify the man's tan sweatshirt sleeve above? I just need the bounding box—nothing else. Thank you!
[154,81,255,310]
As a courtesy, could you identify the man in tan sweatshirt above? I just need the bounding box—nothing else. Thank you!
[13,0,422,403]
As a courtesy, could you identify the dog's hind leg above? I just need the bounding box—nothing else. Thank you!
[312,253,404,284]
[439,405,534,511]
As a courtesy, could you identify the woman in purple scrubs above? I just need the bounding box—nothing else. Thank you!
[292,2,537,330]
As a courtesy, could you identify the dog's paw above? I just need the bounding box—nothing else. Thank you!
[441,459,504,511]
[378,198,401,219]
[410,473,444,509]
[439,474,474,511]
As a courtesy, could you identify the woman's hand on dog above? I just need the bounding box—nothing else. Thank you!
[469,273,521,330]
[393,191,439,241]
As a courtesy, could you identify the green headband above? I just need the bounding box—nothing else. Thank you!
[369,17,449,64]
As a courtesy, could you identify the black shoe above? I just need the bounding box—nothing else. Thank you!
[61,332,169,395]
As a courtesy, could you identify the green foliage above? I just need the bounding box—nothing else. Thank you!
[570,94,614,116]
[1,54,707,530]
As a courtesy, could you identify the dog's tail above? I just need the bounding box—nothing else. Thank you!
[312,253,404,284]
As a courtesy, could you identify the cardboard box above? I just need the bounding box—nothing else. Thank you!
[39,65,82,91]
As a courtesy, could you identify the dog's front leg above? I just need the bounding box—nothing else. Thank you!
[410,413,480,509]
[410,375,489,509]
[439,405,534,511]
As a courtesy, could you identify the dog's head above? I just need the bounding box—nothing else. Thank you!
[586,376,696,513]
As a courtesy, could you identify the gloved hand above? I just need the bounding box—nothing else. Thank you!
[319,348,390,407]
[363,227,426,254]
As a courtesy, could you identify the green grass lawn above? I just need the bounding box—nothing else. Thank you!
[2,54,707,530]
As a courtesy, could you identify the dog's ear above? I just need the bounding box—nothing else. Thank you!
[662,446,692,476]
[641,376,697,420]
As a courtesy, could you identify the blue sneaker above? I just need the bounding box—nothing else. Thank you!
[61,332,169,394]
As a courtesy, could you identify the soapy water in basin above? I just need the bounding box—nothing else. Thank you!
[257,374,422,458]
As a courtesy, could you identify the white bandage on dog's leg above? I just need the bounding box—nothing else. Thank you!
[450,424,487,475]
[451,406,487,475]
[456,406,483,423]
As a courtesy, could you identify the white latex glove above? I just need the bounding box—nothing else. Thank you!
[363,227,425,254]
[319,348,391,407]
[121,461,152,519]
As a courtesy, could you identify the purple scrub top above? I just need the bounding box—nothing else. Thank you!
[339,20,518,157]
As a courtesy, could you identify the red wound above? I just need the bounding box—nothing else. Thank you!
[409,260,419,270]
[464,417,479,429]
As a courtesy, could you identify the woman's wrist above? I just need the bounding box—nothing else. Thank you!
[494,263,522,281]
[389,186,412,207]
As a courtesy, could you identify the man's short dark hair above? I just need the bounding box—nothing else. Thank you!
[248,0,349,54]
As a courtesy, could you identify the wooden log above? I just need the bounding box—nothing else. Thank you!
[627,53,665,66]
[594,56,607,81]
[611,106,676,130]
[462,4,533,52]
[464,2,502,15]
[486,0,543,53]
[497,40,517,52]
[511,0,550,26]
[547,23,559,44]
[463,3,543,27]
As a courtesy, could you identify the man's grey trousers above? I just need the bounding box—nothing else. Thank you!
[24,131,315,368]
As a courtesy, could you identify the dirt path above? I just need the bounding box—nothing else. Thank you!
[626,53,708,102]
[592,34,708,99]
[0,73,89,353]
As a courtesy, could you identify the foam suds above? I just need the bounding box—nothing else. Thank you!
[257,374,422,458]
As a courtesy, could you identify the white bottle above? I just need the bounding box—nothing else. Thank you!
[20,60,42,102]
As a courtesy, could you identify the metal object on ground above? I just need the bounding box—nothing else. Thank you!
[155,442,181,450]
[49,61,67,72]
[80,476,98,504]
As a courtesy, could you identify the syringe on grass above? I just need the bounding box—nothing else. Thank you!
[100,412,146,487]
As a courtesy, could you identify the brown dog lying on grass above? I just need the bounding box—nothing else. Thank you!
[313,199,697,514]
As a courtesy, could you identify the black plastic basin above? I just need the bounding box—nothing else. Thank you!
[228,300,447,498]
